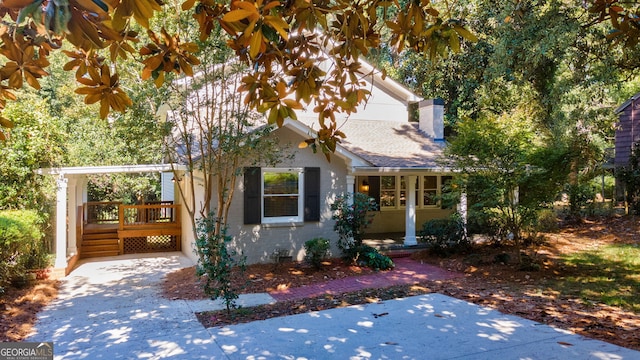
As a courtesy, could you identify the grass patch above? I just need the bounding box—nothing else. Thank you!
[558,244,640,312]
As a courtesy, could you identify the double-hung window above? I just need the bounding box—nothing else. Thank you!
[423,176,438,206]
[366,175,450,210]
[244,167,319,225]
[380,176,396,207]
[261,168,304,223]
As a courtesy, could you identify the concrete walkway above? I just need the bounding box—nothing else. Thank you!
[27,252,640,359]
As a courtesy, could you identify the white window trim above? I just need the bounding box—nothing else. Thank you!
[421,175,440,209]
[261,167,304,224]
[380,175,444,210]
[380,175,397,210]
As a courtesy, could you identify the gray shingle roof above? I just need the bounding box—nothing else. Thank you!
[336,119,445,168]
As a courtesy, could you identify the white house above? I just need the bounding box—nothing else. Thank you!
[39,58,461,275]
[170,59,458,265]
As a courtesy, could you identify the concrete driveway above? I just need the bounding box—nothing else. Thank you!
[27,253,640,359]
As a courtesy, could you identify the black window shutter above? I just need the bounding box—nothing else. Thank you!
[304,167,320,221]
[244,167,261,224]
[367,176,381,208]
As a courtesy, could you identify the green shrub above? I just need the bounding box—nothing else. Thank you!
[346,245,394,271]
[331,192,378,252]
[304,238,330,270]
[0,210,47,294]
[535,209,558,233]
[419,213,470,256]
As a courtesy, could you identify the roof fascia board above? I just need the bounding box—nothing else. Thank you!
[358,59,423,105]
[36,164,187,176]
[351,166,455,175]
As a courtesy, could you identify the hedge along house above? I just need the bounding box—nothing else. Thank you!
[166,58,464,266]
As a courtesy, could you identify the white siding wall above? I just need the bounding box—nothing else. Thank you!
[178,172,207,265]
[160,172,175,202]
[296,82,409,124]
[177,126,349,265]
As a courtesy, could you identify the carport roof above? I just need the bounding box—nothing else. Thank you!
[36,164,187,177]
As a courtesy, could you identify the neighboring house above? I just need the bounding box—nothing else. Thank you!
[615,93,640,167]
[171,60,458,265]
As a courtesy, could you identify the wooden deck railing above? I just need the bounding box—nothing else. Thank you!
[118,204,181,230]
[81,201,181,255]
[85,201,122,224]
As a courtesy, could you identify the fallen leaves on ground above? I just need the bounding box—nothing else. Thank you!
[0,280,59,342]
[161,258,376,300]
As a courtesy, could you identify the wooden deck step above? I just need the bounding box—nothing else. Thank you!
[81,243,120,258]
[82,233,119,241]
[82,239,119,246]
[83,224,119,234]
[80,227,120,258]
[80,249,120,258]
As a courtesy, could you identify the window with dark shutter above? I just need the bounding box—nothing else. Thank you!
[304,167,320,221]
[243,167,261,224]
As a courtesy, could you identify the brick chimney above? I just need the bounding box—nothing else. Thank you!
[419,98,444,141]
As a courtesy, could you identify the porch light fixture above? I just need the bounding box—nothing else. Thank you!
[360,180,369,192]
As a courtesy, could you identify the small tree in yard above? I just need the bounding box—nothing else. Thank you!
[445,114,562,263]
[163,33,285,311]
[194,214,244,313]
[331,192,394,270]
[331,192,378,252]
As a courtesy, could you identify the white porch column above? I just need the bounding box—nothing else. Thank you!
[405,175,417,246]
[67,177,78,256]
[457,192,468,237]
[54,176,68,269]
[80,177,88,203]
[346,175,355,205]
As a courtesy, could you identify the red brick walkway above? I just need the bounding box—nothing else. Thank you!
[269,257,462,302]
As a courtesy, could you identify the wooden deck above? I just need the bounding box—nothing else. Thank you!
[79,202,181,259]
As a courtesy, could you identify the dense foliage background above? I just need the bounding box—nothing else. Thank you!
[2,0,640,265]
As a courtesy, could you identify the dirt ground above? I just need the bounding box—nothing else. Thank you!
[0,279,59,342]
[2,216,638,351]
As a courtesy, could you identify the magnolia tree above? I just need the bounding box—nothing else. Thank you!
[1,0,483,148]
[0,0,633,150]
